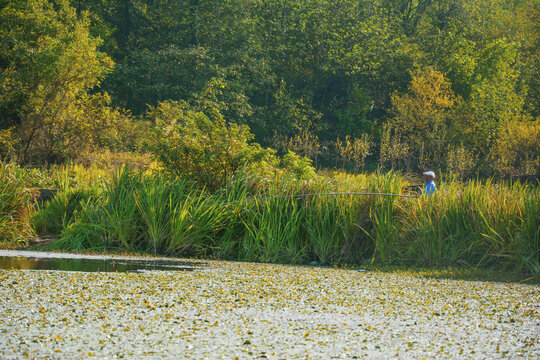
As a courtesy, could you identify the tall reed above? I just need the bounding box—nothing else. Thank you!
[168,184,229,257]
[399,179,539,272]
[0,162,34,243]
[49,167,539,275]
[365,171,406,263]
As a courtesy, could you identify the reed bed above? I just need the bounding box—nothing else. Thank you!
[0,163,34,243]
[1,163,538,274]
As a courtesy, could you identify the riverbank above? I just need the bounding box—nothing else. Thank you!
[1,253,538,359]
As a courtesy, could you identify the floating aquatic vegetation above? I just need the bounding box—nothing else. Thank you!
[0,258,538,358]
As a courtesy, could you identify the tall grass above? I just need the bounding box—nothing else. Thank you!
[168,184,229,257]
[33,166,539,275]
[32,186,101,236]
[366,171,407,263]
[520,195,540,274]
[241,196,304,263]
[398,180,539,273]
[0,162,34,243]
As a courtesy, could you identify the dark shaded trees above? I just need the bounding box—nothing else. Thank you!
[2,0,537,175]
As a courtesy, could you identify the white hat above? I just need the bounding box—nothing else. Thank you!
[423,171,436,178]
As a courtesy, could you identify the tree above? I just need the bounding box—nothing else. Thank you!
[0,0,116,163]
[388,69,456,169]
[103,45,217,114]
[382,0,432,36]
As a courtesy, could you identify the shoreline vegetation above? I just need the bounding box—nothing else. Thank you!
[1,1,539,282]
[1,162,538,279]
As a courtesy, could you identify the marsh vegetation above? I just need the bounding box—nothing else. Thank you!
[1,162,538,276]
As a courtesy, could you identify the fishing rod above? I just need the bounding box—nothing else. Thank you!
[225,191,418,205]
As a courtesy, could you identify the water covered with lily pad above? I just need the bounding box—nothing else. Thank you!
[0,251,538,359]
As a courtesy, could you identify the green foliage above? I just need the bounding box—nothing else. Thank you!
[96,113,153,153]
[48,167,539,275]
[149,100,260,188]
[0,0,535,175]
[0,0,117,164]
[281,151,316,181]
[103,46,219,114]
[32,187,101,236]
[149,97,316,187]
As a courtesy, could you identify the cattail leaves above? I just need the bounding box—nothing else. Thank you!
[14,165,538,275]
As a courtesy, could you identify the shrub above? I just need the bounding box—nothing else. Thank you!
[281,151,316,180]
[150,100,262,188]
[336,134,373,172]
[491,119,540,176]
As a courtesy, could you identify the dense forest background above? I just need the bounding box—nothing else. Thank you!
[1,0,538,178]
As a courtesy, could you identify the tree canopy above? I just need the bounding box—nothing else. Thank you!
[1,0,538,176]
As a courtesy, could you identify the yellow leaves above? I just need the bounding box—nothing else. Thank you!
[406,69,456,110]
[336,134,373,171]
[491,118,540,176]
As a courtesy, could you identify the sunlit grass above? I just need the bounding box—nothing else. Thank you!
[1,162,538,275]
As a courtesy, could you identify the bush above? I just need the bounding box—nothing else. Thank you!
[281,151,316,180]
[150,100,262,188]
[149,100,316,188]
[491,119,540,176]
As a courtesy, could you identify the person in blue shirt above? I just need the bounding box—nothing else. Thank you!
[422,171,436,195]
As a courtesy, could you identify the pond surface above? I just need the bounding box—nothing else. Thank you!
[0,252,200,273]
[1,257,538,359]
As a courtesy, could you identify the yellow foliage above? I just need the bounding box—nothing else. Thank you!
[287,130,321,161]
[388,69,457,169]
[0,127,17,158]
[492,119,540,176]
[336,134,373,172]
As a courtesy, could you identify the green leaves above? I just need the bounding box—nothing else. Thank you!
[2,0,538,174]
[149,99,256,189]
[0,0,116,164]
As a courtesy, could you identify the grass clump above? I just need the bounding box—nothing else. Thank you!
[0,162,34,244]
[399,180,539,273]
[4,161,537,276]
[32,187,101,237]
